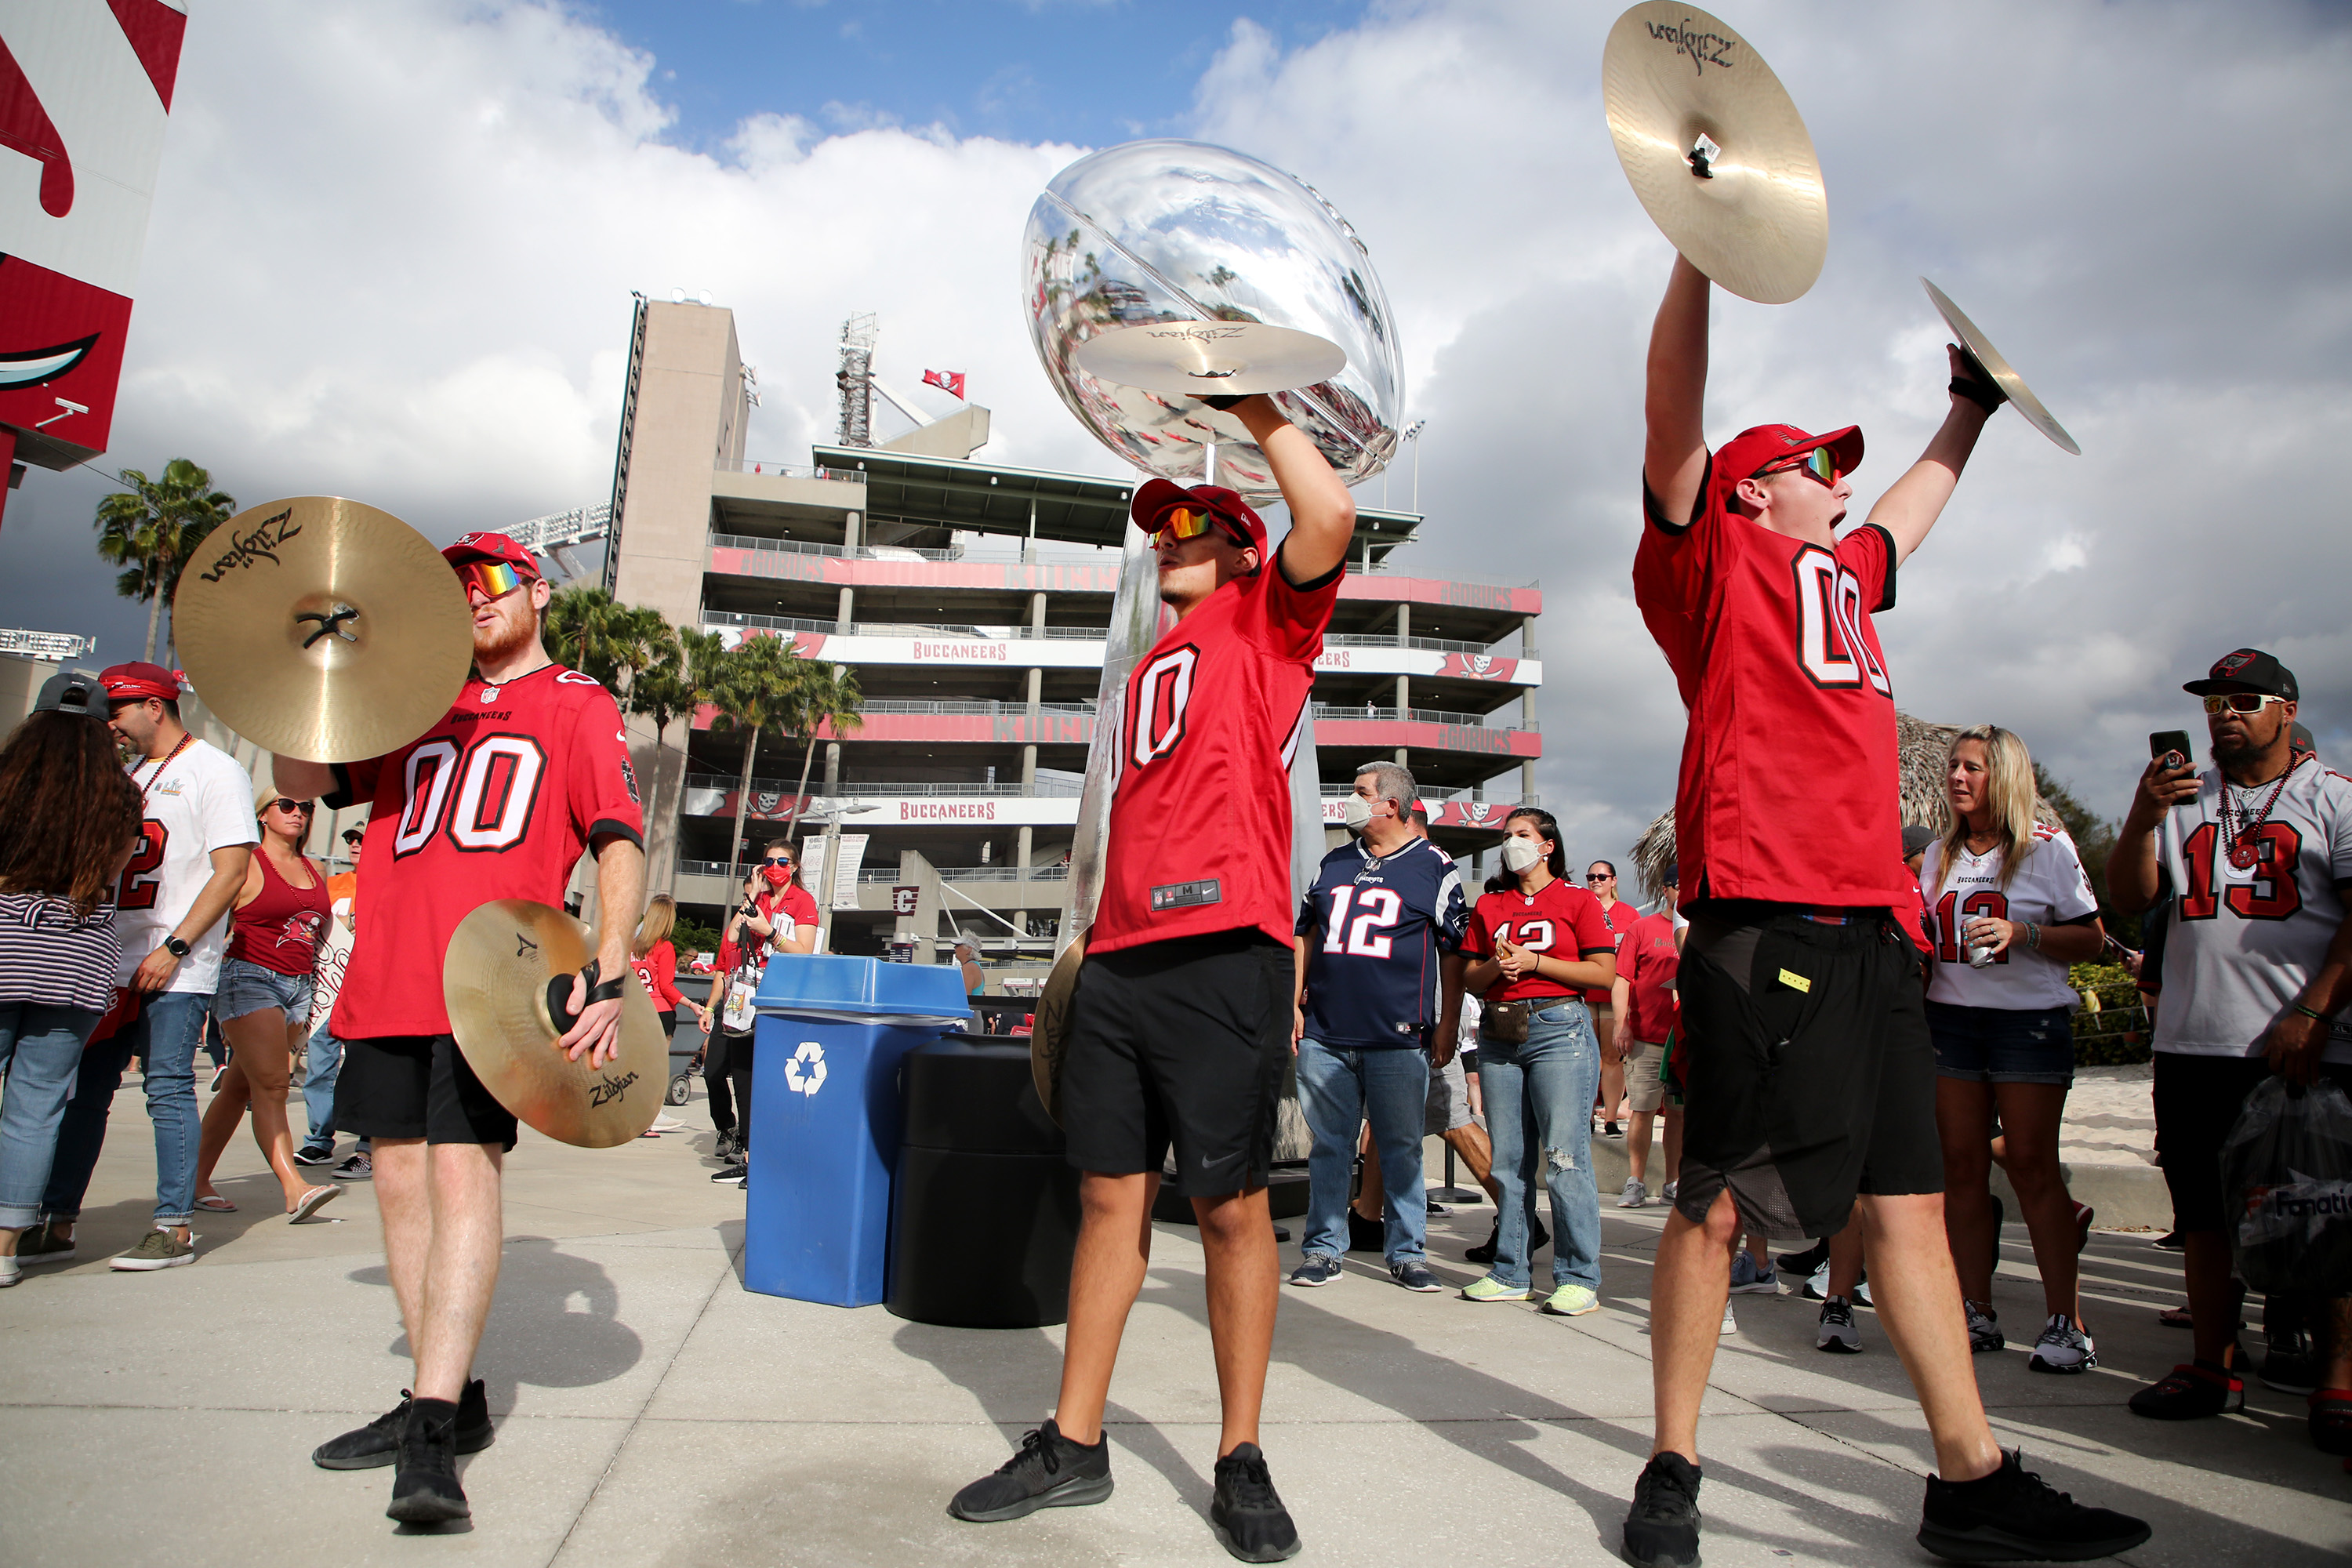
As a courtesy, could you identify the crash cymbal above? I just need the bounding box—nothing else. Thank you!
[1071,321,1346,397]
[172,496,472,762]
[1602,3,1828,305]
[444,900,669,1148]
[1028,936,1086,1127]
[1921,278,2082,456]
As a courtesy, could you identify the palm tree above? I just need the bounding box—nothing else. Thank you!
[709,632,811,875]
[93,458,235,662]
[623,622,721,850]
[543,586,637,684]
[781,660,864,839]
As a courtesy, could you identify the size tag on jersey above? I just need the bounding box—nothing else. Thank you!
[1150,878,1222,912]
[1777,967,1812,993]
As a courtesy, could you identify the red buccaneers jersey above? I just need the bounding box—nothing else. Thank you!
[327,662,645,1038]
[1089,549,1342,953]
[1634,460,1911,909]
[1465,877,1615,1004]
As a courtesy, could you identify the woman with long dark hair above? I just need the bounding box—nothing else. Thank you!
[1459,807,1618,1314]
[1921,725,2105,1373]
[191,781,339,1221]
[0,673,144,1283]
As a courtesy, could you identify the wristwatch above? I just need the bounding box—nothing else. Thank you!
[162,935,191,959]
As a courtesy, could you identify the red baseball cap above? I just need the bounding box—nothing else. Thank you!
[1713,423,1864,501]
[98,662,184,705]
[441,532,542,579]
[1131,479,1269,560]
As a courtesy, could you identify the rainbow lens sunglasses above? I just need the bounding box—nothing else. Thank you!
[1150,506,1246,548]
[2201,692,2285,715]
[1756,446,1840,488]
[455,559,530,599]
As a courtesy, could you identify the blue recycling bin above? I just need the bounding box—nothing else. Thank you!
[742,956,971,1305]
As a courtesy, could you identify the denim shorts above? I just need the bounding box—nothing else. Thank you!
[216,956,314,1023]
[1926,1000,2074,1086]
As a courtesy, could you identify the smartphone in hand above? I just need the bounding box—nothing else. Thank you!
[2149,730,2193,771]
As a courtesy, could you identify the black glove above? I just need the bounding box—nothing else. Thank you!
[1949,347,2006,413]
[1197,394,1247,411]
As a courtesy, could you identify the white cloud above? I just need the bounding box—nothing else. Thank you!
[5,0,2347,858]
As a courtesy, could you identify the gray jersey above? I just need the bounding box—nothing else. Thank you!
[2153,759,2352,1062]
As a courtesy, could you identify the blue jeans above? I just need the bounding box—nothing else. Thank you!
[1296,1039,1429,1265]
[42,990,211,1227]
[0,1003,101,1229]
[1479,999,1603,1290]
[300,1018,343,1151]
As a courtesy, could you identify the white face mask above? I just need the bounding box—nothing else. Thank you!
[1501,837,1544,874]
[1341,793,1376,833]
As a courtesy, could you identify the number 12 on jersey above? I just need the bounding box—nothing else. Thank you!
[1322,885,1403,958]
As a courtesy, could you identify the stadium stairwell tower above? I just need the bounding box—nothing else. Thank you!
[596,296,1543,989]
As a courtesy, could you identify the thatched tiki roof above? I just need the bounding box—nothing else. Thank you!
[1630,713,2059,898]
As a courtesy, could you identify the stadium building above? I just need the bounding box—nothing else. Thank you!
[597,298,1543,979]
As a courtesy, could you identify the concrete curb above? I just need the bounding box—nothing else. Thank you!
[1581,1129,2175,1232]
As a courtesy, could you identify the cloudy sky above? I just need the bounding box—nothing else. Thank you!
[6,0,2347,864]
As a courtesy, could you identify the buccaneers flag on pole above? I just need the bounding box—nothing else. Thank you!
[921,369,966,400]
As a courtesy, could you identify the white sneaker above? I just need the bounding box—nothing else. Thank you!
[1661,1180,1678,1203]
[1719,1301,1737,1334]
[0,1254,20,1288]
[648,1115,688,1133]
[1617,1178,1648,1208]
[2027,1313,2097,1374]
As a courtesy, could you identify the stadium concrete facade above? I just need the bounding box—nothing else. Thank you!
[603,299,1541,981]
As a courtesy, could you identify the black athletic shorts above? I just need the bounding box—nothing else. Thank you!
[336,1033,520,1150]
[1058,928,1292,1199]
[2154,1052,2352,1233]
[1673,902,1941,1238]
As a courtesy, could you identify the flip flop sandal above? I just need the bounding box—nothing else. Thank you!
[194,1195,238,1212]
[289,1185,342,1222]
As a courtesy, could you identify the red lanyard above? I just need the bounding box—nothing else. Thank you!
[134,732,194,805]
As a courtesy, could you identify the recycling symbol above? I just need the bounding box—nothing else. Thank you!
[782,1040,829,1097]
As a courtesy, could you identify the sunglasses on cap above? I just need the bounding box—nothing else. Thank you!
[1755,447,1839,488]
[454,559,531,600]
[1150,506,1246,549]
[2202,691,2286,716]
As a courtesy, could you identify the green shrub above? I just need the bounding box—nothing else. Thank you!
[2067,960,2151,1065]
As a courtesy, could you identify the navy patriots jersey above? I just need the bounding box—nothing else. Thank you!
[1297,838,1469,1049]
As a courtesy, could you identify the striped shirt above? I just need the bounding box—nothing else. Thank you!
[0,893,124,1014]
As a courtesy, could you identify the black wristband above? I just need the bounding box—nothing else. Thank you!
[1197,393,1247,411]
[1950,374,2005,413]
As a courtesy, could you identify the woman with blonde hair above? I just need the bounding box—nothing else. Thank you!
[1918,725,2105,1374]
[630,894,702,1138]
[191,781,339,1220]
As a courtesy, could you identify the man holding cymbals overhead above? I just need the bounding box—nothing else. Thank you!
[948,395,1352,1564]
[271,532,645,1527]
[1621,253,2149,1567]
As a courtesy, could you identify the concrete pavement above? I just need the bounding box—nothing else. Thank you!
[1,1075,2345,1567]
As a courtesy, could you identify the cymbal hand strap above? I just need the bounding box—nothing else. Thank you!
[1949,347,2006,412]
[545,959,628,1032]
[1197,394,1247,411]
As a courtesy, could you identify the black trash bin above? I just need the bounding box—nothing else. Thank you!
[887,1033,1080,1329]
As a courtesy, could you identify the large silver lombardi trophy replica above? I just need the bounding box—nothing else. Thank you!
[1021,139,1404,959]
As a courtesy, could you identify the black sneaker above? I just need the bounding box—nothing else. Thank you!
[1465,1215,1547,1265]
[2128,1359,2243,1419]
[948,1418,1112,1522]
[1918,1448,2151,1563]
[2151,1230,2183,1251]
[1209,1443,1300,1563]
[2259,1324,2322,1396]
[1775,1238,1829,1277]
[1817,1297,1863,1354]
[314,1378,494,1470]
[710,1162,748,1185]
[1389,1260,1443,1293]
[386,1398,470,1523]
[1622,1451,1702,1567]
[332,1152,372,1181]
[292,1144,336,1167]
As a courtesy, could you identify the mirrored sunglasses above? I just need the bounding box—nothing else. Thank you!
[1150,506,1244,548]
[455,559,529,599]
[2202,691,2285,715]
[1757,446,1839,488]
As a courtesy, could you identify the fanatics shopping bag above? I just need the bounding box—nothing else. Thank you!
[2218,1074,2352,1296]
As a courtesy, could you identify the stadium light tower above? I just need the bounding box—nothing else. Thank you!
[1404,419,1427,512]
